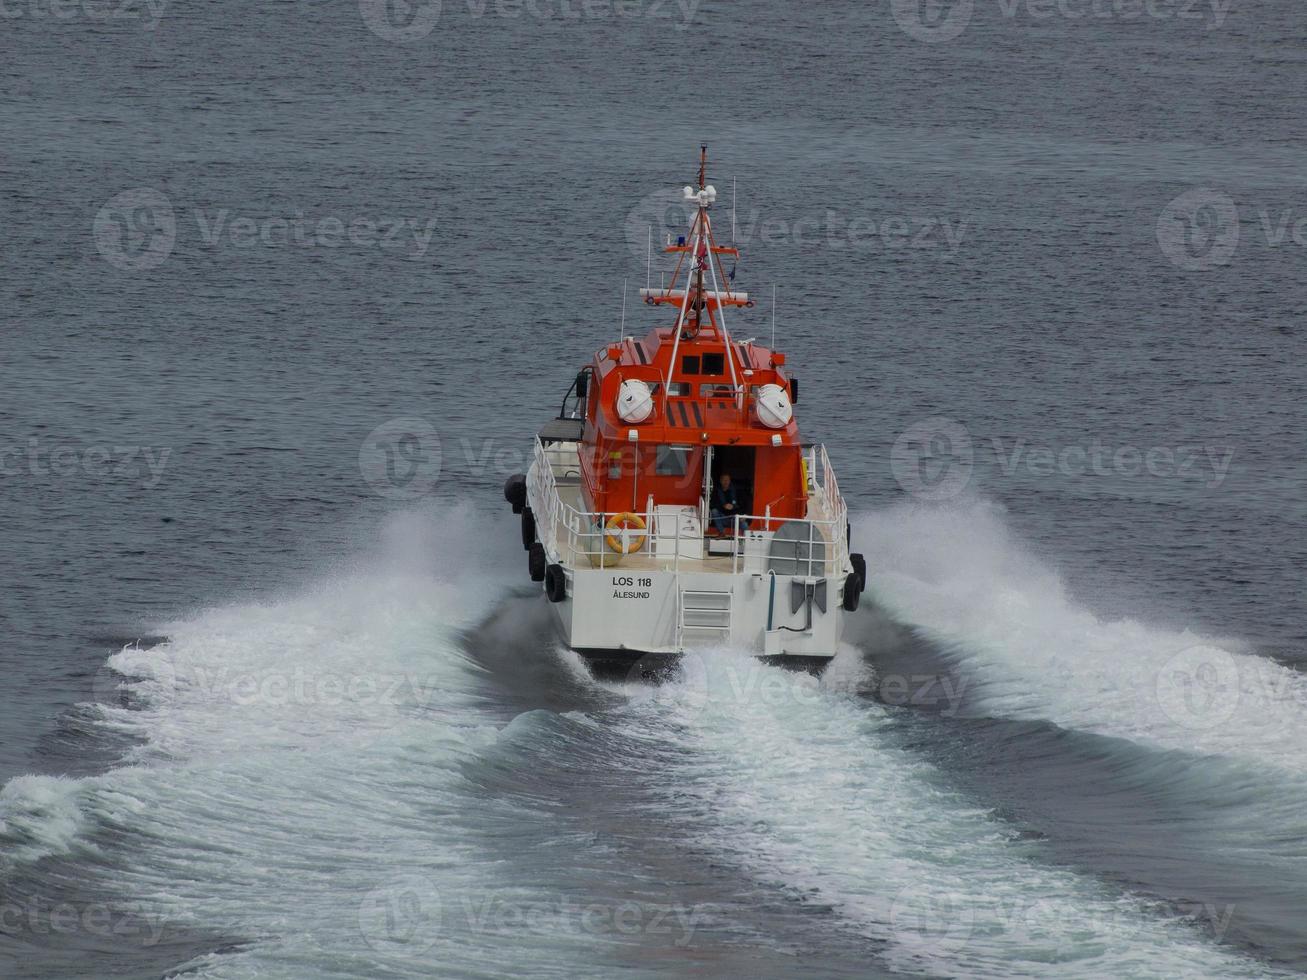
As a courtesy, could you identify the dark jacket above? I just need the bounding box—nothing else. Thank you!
[710,483,738,513]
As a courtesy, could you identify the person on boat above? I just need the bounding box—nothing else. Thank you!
[710,472,744,534]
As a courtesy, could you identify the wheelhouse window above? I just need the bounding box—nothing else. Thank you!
[681,355,700,375]
[655,445,693,476]
[700,382,738,398]
[701,352,725,375]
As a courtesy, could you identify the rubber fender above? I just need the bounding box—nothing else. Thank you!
[504,474,527,514]
[842,572,861,612]
[545,564,567,603]
[528,542,546,582]
[521,507,536,551]
[850,553,866,593]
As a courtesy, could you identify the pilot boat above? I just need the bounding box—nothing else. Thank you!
[503,149,865,665]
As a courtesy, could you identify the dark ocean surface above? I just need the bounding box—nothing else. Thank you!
[2,0,1305,976]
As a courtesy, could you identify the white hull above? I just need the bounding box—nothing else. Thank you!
[543,562,846,660]
[521,438,858,662]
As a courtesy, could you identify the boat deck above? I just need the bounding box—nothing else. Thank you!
[547,476,835,575]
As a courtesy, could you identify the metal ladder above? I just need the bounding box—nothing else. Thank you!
[676,585,734,649]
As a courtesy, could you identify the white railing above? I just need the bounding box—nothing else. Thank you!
[530,438,658,572]
[722,511,845,578]
[531,438,850,578]
[809,443,850,574]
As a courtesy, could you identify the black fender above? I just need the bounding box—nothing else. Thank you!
[504,474,527,514]
[528,542,546,582]
[520,507,536,550]
[850,553,866,593]
[544,564,567,603]
[842,572,861,612]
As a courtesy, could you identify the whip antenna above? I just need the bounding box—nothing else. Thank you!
[771,283,777,349]
[732,176,737,242]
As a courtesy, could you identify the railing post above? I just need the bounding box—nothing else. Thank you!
[673,509,678,575]
[799,517,810,580]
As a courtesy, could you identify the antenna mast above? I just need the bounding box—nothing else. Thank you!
[732,175,737,243]
[691,145,708,335]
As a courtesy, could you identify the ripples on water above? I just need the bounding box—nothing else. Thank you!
[0,504,1304,978]
[2,0,1305,976]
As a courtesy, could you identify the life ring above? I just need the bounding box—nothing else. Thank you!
[604,512,647,554]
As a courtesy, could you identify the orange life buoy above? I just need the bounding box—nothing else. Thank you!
[604,512,647,554]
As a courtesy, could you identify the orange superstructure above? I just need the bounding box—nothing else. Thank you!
[576,148,805,529]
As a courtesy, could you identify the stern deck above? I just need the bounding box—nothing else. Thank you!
[537,440,845,578]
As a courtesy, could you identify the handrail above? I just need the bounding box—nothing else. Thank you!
[532,437,850,577]
[727,511,842,578]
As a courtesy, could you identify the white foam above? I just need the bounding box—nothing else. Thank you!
[2,500,1290,977]
[0,774,95,870]
[1,504,600,978]
[617,651,1283,979]
[857,500,1307,772]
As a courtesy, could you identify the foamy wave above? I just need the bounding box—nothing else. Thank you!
[615,651,1285,979]
[3,503,520,877]
[0,774,95,869]
[856,500,1307,772]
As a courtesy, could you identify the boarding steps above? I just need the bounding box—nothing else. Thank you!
[676,586,733,649]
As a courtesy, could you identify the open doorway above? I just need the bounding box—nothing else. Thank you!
[708,445,755,535]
